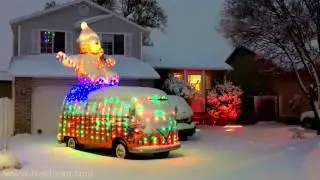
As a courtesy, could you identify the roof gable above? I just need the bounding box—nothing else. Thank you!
[74,14,113,28]
[9,0,145,31]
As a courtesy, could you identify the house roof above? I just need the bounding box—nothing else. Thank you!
[225,46,285,75]
[225,46,255,65]
[0,71,12,81]
[74,14,113,28]
[8,54,160,79]
[139,0,233,71]
[9,0,146,31]
[143,47,233,70]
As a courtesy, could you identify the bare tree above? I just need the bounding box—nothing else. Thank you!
[92,0,167,46]
[45,0,57,9]
[219,0,320,134]
[92,0,167,31]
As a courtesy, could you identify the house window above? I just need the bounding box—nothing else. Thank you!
[173,73,183,80]
[101,34,125,55]
[187,74,202,93]
[40,31,65,53]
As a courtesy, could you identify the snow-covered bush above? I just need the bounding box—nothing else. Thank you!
[0,150,21,171]
[207,79,243,122]
[0,136,21,171]
[162,74,197,103]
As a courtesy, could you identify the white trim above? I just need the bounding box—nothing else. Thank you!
[17,25,21,56]
[10,0,146,32]
[183,70,187,82]
[66,31,74,54]
[98,32,131,35]
[31,29,40,54]
[64,32,67,53]
[11,78,15,132]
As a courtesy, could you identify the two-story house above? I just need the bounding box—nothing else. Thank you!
[6,0,233,135]
[8,0,160,135]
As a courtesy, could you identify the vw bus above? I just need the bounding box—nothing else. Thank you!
[57,86,181,159]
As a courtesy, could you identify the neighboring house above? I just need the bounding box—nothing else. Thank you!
[153,68,228,113]
[8,0,159,135]
[226,47,311,123]
[145,51,232,113]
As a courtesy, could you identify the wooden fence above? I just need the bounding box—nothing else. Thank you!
[0,98,14,138]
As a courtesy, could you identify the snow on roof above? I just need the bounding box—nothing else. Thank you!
[0,71,12,81]
[89,86,166,100]
[9,0,146,31]
[142,0,233,70]
[8,54,160,79]
[143,47,232,70]
[74,14,113,28]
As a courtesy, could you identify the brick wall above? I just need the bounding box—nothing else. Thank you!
[14,77,33,134]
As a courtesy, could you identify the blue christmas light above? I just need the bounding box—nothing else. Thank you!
[43,31,55,43]
[64,77,119,103]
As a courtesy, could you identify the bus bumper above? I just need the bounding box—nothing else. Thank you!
[129,143,181,154]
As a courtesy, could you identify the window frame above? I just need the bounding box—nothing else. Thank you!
[98,32,129,55]
[38,29,68,54]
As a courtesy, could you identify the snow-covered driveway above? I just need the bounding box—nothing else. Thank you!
[1,122,320,180]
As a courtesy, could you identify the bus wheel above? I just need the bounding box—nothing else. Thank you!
[114,141,130,159]
[66,138,81,149]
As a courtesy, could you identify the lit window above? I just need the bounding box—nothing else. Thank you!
[188,74,202,93]
[173,73,183,80]
[101,34,124,55]
[40,31,65,53]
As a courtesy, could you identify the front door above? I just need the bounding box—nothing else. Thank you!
[187,72,205,112]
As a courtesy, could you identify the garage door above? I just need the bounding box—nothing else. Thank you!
[31,79,144,134]
[32,85,70,135]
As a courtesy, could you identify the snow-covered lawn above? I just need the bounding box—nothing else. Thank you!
[1,122,320,180]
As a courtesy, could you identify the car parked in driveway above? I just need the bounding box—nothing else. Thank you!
[167,95,196,140]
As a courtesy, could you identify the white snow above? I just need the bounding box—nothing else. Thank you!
[89,86,167,100]
[0,72,12,81]
[0,150,20,171]
[8,54,160,79]
[1,122,320,180]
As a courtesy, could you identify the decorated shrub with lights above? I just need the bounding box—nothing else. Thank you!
[55,22,180,158]
[162,74,196,104]
[207,79,243,124]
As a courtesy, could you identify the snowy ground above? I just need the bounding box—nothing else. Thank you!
[1,122,320,180]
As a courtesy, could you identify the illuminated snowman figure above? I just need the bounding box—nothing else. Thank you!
[56,22,119,102]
